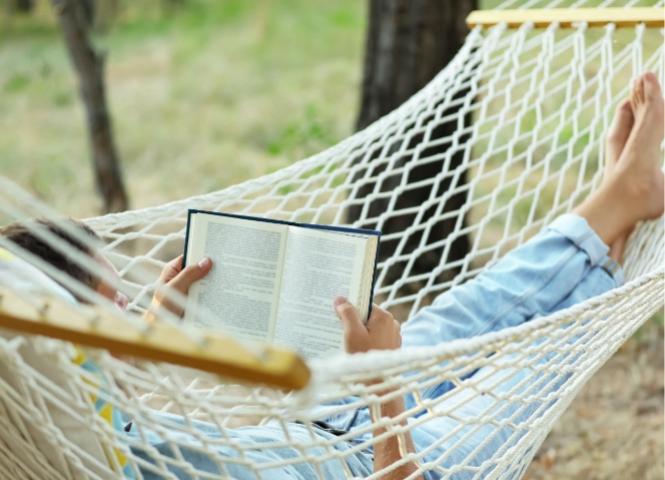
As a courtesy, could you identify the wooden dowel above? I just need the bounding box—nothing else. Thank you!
[467,7,665,29]
[0,288,311,391]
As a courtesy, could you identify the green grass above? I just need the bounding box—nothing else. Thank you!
[0,0,661,228]
[0,0,365,216]
[1,5,662,470]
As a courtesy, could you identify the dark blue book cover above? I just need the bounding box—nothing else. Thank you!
[183,209,381,354]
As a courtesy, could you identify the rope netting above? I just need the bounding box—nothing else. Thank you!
[0,1,663,478]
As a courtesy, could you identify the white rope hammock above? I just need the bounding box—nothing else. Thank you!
[0,1,663,478]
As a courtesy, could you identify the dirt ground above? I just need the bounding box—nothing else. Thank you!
[525,318,664,480]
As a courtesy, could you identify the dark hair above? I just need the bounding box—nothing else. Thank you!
[0,218,101,289]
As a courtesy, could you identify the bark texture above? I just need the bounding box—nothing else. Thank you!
[9,0,35,14]
[349,0,477,290]
[53,0,128,213]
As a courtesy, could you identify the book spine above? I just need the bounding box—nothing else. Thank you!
[359,239,378,323]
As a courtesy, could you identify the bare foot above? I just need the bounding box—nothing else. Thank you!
[617,72,665,221]
[574,73,665,247]
[603,100,634,262]
[604,100,634,179]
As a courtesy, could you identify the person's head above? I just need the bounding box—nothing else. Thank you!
[0,218,128,309]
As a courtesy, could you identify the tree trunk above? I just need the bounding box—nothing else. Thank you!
[349,0,476,291]
[52,0,129,213]
[9,0,35,14]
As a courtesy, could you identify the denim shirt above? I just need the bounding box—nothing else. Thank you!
[128,214,622,479]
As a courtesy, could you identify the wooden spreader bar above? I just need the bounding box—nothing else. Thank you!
[467,7,664,29]
[0,287,311,391]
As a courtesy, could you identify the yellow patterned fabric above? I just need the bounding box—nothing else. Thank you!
[0,247,133,477]
[71,348,134,478]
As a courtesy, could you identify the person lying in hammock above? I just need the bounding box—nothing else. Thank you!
[1,73,663,480]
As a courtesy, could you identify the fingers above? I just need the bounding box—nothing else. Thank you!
[367,304,402,348]
[334,296,365,337]
[147,256,212,321]
[366,304,392,327]
[159,254,185,282]
[335,299,402,353]
[167,257,213,295]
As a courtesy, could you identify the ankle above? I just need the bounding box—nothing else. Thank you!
[574,183,636,246]
[613,163,665,220]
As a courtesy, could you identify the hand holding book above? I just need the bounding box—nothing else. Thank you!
[183,210,380,359]
[334,296,401,354]
[144,254,213,323]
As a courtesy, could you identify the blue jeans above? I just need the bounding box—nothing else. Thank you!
[323,214,622,479]
[130,214,622,479]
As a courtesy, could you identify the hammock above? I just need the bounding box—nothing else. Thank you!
[0,1,663,478]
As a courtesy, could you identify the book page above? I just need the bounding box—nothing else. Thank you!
[184,214,288,341]
[273,227,372,358]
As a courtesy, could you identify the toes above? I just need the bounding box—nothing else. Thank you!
[630,77,643,108]
[637,77,645,103]
[642,72,662,100]
[606,99,634,161]
[614,99,633,121]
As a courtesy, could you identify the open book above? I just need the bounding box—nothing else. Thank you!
[183,210,380,359]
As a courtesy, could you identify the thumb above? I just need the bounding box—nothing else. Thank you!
[168,257,212,294]
[159,254,185,283]
[334,297,365,336]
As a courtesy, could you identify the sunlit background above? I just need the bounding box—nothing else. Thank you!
[0,1,662,478]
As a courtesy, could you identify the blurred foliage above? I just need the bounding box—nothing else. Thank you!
[0,1,661,241]
[0,0,366,214]
[0,4,661,476]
